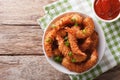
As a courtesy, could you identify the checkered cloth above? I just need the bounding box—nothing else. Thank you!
[38,0,120,80]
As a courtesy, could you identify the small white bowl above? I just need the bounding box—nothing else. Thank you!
[92,0,120,23]
[42,11,106,75]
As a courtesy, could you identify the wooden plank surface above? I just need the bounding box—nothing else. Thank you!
[0,56,70,80]
[0,0,56,25]
[0,26,43,55]
[0,56,120,80]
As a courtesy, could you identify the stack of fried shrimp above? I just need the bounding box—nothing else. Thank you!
[44,13,99,73]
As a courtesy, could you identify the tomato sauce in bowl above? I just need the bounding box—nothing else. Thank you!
[94,0,120,20]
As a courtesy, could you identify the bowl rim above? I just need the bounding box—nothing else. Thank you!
[42,11,106,75]
[92,0,120,23]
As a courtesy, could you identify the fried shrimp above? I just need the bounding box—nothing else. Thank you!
[44,13,99,73]
[80,37,92,51]
[68,33,87,62]
[53,49,61,56]
[65,17,95,39]
[56,34,86,62]
[52,13,83,30]
[44,29,57,57]
[44,27,66,57]
[56,29,67,37]
[62,49,98,73]
[56,35,70,56]
[90,31,99,50]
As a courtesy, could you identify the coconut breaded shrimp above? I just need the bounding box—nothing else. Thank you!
[67,32,86,55]
[77,17,95,38]
[90,31,99,50]
[44,26,66,57]
[69,13,83,24]
[65,17,95,39]
[62,49,98,73]
[44,42,53,57]
[56,34,86,62]
[53,49,61,56]
[53,13,83,29]
[79,37,92,51]
[79,31,98,51]
[44,29,66,57]
[71,26,81,32]
[65,26,80,36]
[68,33,87,62]
[59,13,83,25]
[44,29,56,57]
[44,17,69,57]
[49,13,83,37]
[56,29,67,37]
[56,35,70,56]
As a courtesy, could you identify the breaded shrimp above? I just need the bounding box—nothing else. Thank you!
[44,29,56,57]
[44,26,66,57]
[79,37,92,51]
[52,13,83,30]
[44,29,66,57]
[56,35,86,62]
[56,29,67,37]
[68,33,87,62]
[53,49,61,56]
[56,35,70,56]
[45,13,82,57]
[65,17,95,39]
[62,49,98,73]
[90,31,99,50]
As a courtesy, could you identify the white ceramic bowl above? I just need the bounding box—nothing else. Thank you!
[42,12,106,75]
[92,0,120,23]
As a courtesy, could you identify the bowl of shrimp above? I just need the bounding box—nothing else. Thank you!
[42,11,106,75]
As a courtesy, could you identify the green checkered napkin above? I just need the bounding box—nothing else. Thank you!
[38,0,120,80]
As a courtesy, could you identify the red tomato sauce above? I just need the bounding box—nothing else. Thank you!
[94,0,120,20]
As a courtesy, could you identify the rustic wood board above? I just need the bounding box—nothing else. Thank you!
[0,25,43,55]
[0,0,56,25]
[0,56,120,80]
[0,56,70,80]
